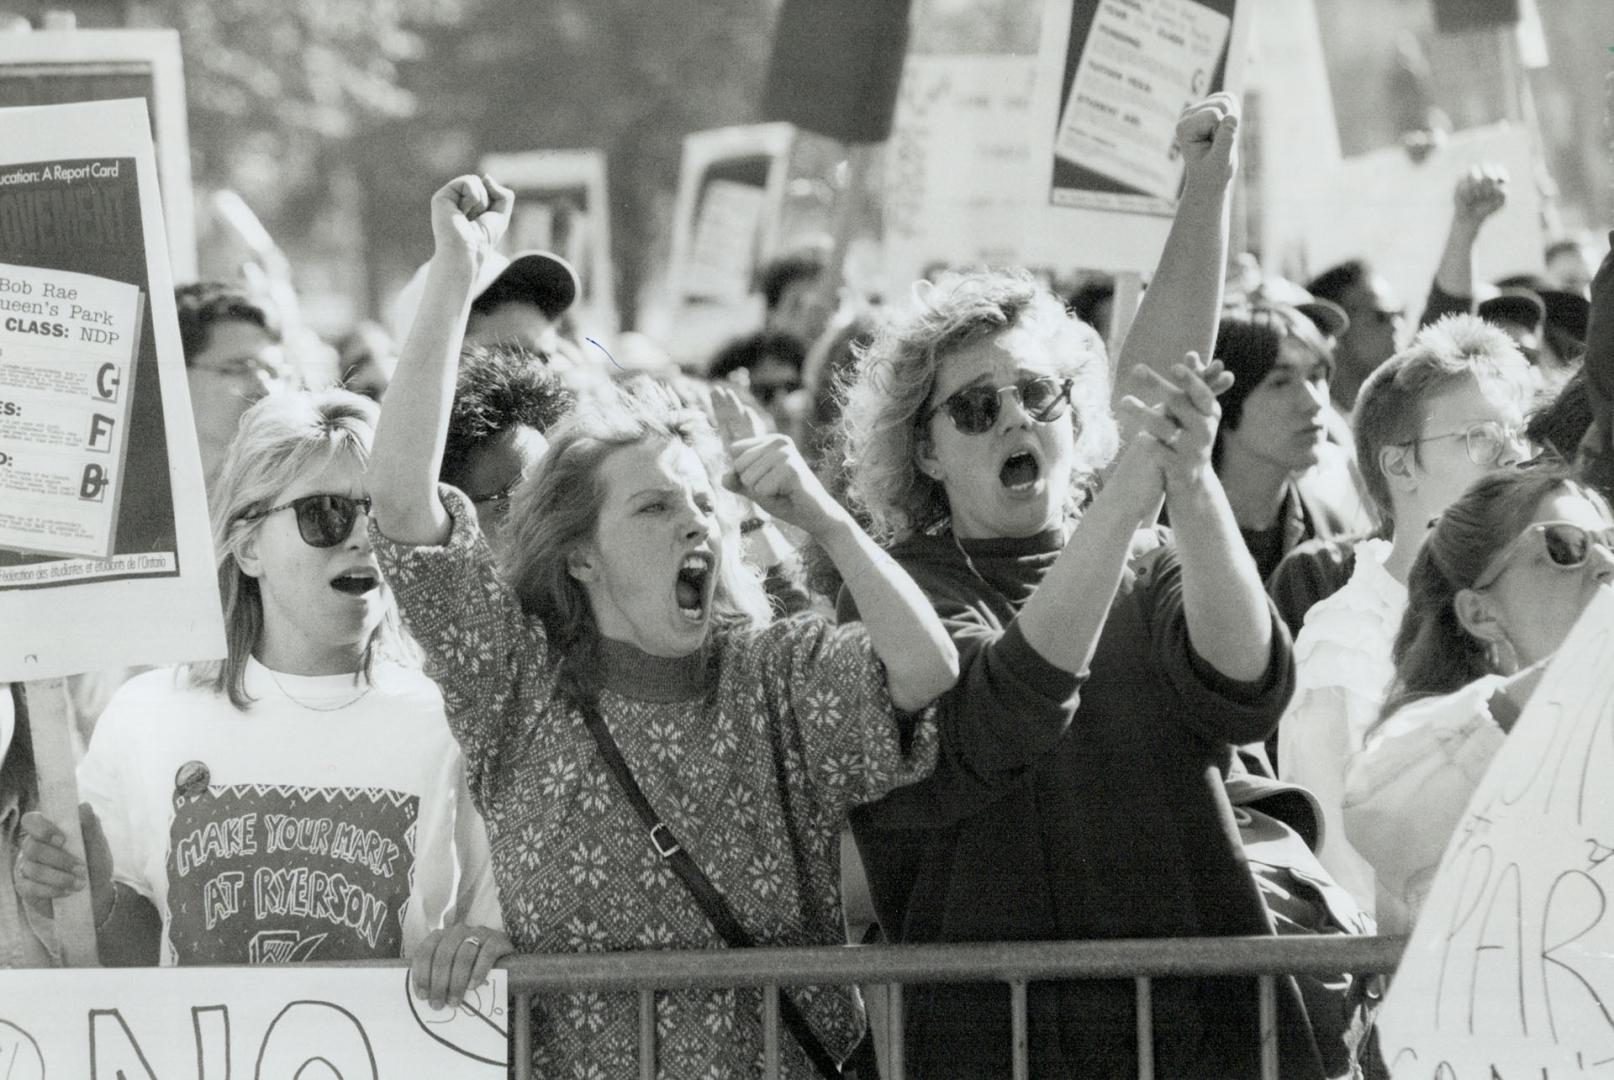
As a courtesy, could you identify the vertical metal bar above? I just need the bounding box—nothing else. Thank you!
[887,983,905,1080]
[513,992,531,1080]
[1134,976,1154,1080]
[639,988,656,1080]
[1010,980,1030,1080]
[1258,976,1279,1080]
[763,983,781,1080]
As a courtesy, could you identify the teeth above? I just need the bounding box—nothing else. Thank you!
[681,554,711,572]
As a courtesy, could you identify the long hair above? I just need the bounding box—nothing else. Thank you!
[193,389,398,708]
[1379,466,1602,724]
[498,387,771,705]
[840,269,1116,544]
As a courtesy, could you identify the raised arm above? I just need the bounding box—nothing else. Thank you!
[1423,164,1508,326]
[1113,93,1239,444]
[713,387,957,711]
[1133,353,1273,681]
[369,175,513,545]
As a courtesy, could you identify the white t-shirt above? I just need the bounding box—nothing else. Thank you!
[78,658,498,965]
[1277,538,1405,923]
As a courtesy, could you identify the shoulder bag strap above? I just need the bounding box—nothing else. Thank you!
[577,697,843,1079]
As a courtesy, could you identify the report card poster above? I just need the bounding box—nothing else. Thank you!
[1027,0,1250,271]
[0,98,223,681]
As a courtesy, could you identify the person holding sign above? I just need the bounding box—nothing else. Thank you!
[834,95,1359,1079]
[366,175,956,1076]
[13,389,501,971]
[1345,467,1614,929]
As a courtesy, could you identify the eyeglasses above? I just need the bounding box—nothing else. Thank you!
[1406,420,1530,467]
[469,476,522,523]
[926,376,1076,436]
[239,493,372,548]
[1472,520,1614,591]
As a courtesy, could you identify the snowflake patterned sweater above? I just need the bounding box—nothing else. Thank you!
[373,485,938,1078]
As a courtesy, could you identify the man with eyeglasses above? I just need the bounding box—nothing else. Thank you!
[175,282,294,493]
[1272,313,1533,929]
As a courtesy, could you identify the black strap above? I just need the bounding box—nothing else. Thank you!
[577,697,843,1079]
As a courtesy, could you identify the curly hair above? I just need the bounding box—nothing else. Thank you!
[498,387,772,705]
[839,269,1115,543]
[1379,465,1606,726]
[195,388,400,709]
[440,343,575,489]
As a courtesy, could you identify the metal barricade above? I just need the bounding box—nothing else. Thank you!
[501,934,1406,1080]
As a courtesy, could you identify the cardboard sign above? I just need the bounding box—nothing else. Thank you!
[480,149,619,334]
[0,99,223,682]
[882,55,1039,292]
[0,966,508,1077]
[1026,0,1251,271]
[1377,586,1614,1077]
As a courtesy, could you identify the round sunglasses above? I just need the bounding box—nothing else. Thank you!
[1472,519,1614,591]
[238,493,373,548]
[926,375,1076,436]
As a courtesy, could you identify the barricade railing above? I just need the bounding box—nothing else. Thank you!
[499,934,1407,1080]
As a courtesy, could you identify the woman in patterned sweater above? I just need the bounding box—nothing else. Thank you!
[367,175,958,1077]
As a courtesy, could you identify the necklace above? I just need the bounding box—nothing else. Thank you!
[951,527,988,584]
[267,668,373,712]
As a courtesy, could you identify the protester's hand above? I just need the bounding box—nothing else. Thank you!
[1452,164,1508,228]
[411,924,514,1011]
[1123,353,1233,493]
[714,388,843,539]
[14,804,112,922]
[1177,93,1240,193]
[429,174,513,268]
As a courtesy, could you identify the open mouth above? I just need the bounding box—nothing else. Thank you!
[329,570,380,597]
[999,451,1041,492]
[674,553,714,622]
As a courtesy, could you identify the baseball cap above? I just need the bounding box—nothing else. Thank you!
[386,249,580,346]
[1247,275,1350,339]
[1477,287,1545,334]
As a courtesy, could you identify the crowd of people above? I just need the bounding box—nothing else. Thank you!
[5,90,1614,1079]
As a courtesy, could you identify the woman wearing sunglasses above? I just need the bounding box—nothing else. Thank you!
[835,101,1347,1079]
[364,175,956,1075]
[13,389,499,973]
[1345,466,1614,926]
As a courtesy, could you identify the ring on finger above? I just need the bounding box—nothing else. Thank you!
[458,935,483,951]
[1162,425,1183,448]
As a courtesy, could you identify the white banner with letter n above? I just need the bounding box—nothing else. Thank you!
[1378,585,1614,1078]
[0,966,507,1077]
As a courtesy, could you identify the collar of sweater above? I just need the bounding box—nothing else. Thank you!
[597,635,710,702]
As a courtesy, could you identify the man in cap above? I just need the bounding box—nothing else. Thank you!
[389,247,580,360]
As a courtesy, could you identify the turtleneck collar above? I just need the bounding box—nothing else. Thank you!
[597,635,710,702]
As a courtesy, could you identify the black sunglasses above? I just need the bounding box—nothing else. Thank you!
[239,493,373,548]
[926,376,1076,436]
[1472,520,1614,591]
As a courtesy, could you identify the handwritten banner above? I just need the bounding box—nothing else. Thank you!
[1379,586,1614,1077]
[0,966,507,1077]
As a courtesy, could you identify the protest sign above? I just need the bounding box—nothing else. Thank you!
[1027,0,1251,271]
[0,98,223,683]
[1377,586,1614,1077]
[481,149,619,334]
[667,123,796,307]
[0,30,196,281]
[0,966,508,1077]
[882,55,1039,294]
[1298,122,1543,318]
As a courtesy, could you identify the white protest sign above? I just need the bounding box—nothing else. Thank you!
[1053,0,1230,203]
[0,99,223,682]
[686,177,769,302]
[1027,0,1250,272]
[0,966,508,1077]
[1378,586,1614,1078]
[882,56,1038,292]
[0,260,144,559]
[1299,122,1544,317]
